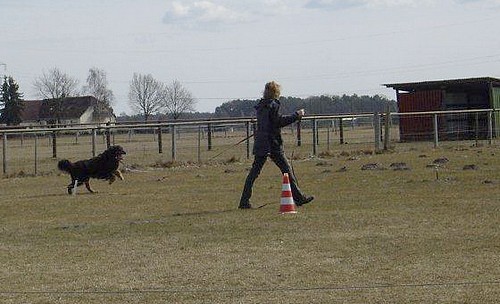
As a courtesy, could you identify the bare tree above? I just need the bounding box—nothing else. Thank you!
[83,67,114,119]
[33,67,79,99]
[163,80,196,120]
[33,67,79,124]
[128,73,164,122]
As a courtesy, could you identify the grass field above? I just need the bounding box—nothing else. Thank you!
[1,142,499,303]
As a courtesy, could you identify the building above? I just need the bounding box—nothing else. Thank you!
[20,96,115,126]
[384,77,500,141]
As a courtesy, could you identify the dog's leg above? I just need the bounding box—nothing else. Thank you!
[85,180,96,193]
[116,169,124,180]
[66,178,81,195]
[67,182,74,195]
[109,170,124,184]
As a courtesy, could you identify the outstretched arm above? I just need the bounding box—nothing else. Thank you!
[278,108,305,127]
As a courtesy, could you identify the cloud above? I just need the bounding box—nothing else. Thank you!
[163,1,247,27]
[304,0,366,10]
[191,1,243,23]
[170,2,190,17]
[454,0,493,3]
[304,0,441,10]
[454,0,500,7]
[253,0,297,13]
[162,0,304,28]
[304,0,500,10]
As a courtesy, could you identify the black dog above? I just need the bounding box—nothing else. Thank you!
[57,145,126,194]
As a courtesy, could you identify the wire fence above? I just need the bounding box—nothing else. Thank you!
[1,109,498,176]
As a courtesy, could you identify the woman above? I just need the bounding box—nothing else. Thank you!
[239,81,314,209]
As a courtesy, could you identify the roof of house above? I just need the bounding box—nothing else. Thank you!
[39,96,97,120]
[20,100,44,122]
[21,96,113,122]
[384,77,500,92]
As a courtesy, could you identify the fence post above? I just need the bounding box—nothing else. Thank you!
[488,110,493,145]
[475,112,479,146]
[296,121,302,147]
[373,112,381,152]
[34,135,38,176]
[384,107,391,151]
[158,126,163,154]
[92,128,97,157]
[207,123,212,151]
[105,122,111,148]
[171,125,176,161]
[2,133,7,175]
[339,118,344,144]
[246,121,251,159]
[433,114,439,148]
[52,131,57,158]
[316,120,320,146]
[312,119,317,156]
[197,125,202,163]
[327,123,331,151]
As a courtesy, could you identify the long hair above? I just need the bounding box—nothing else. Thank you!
[263,81,281,100]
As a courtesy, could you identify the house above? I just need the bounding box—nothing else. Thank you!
[20,96,115,126]
[384,77,500,141]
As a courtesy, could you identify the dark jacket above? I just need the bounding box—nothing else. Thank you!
[253,98,299,156]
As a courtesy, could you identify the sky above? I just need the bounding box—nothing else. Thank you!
[1,0,500,115]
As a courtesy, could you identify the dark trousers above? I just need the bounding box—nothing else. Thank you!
[240,152,306,205]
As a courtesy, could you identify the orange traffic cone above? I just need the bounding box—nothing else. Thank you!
[280,173,297,214]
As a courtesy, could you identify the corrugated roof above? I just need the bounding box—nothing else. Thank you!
[384,77,500,92]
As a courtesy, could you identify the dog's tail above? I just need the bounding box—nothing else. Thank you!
[57,159,73,173]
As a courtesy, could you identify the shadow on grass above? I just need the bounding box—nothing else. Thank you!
[172,208,238,217]
[166,202,277,218]
[128,203,278,225]
[22,192,99,199]
[127,209,238,225]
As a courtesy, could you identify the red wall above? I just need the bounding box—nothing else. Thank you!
[398,90,443,141]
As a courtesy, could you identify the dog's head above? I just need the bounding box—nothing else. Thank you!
[106,145,126,161]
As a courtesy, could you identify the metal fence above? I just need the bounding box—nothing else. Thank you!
[1,109,498,176]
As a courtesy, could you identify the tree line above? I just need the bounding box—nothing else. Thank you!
[212,94,397,118]
[117,94,397,122]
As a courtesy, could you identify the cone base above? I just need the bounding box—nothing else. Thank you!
[279,204,297,214]
[280,210,297,214]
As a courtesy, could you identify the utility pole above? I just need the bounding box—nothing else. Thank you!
[0,62,6,79]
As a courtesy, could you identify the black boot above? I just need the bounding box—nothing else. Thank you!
[296,196,314,207]
[238,202,253,209]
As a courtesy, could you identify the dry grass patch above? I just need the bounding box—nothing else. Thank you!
[1,145,499,303]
